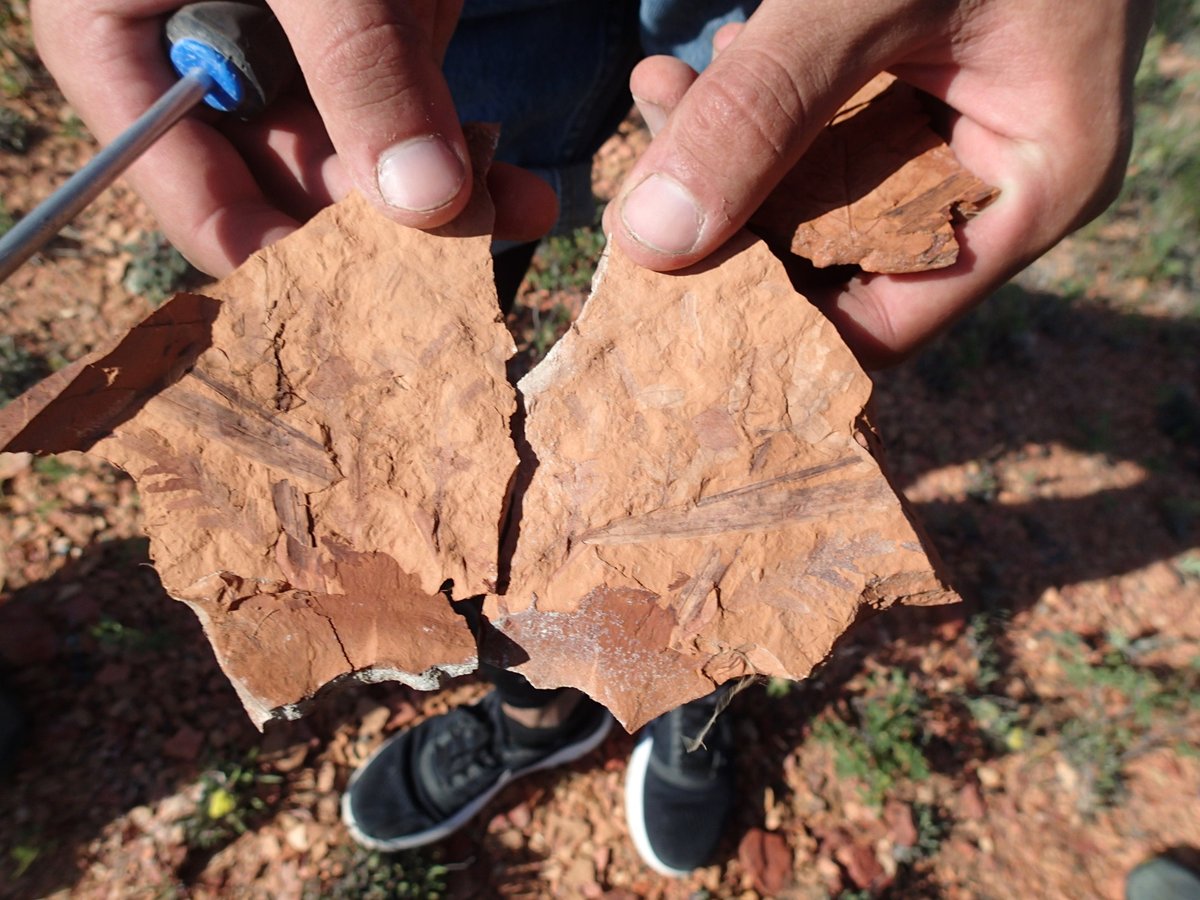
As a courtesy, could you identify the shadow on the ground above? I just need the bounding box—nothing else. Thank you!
[0,534,626,899]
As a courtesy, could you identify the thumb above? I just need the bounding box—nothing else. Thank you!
[612,0,936,270]
[268,0,471,227]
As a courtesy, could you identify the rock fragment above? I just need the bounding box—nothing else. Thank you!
[0,135,517,727]
[751,74,998,272]
[485,235,955,730]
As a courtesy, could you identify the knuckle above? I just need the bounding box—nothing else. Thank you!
[676,42,816,182]
[303,12,426,111]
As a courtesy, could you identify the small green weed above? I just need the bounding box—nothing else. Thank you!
[184,751,283,850]
[10,843,38,878]
[765,676,794,698]
[894,803,948,865]
[318,846,450,900]
[815,671,932,805]
[965,460,1001,504]
[529,302,572,360]
[960,611,1028,753]
[1087,5,1200,290]
[0,106,30,152]
[0,70,23,100]
[1175,552,1200,581]
[964,695,1027,754]
[0,197,13,236]
[60,113,87,141]
[0,334,51,406]
[89,615,172,654]
[32,456,77,483]
[966,611,1008,692]
[122,231,195,305]
[526,225,606,294]
[1050,631,1200,810]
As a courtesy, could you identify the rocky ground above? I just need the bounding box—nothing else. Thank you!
[1,2,1199,898]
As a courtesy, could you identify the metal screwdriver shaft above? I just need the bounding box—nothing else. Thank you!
[0,70,213,285]
[0,0,295,287]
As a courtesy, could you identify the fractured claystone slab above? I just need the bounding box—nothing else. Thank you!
[0,99,971,729]
[751,74,999,273]
[0,135,517,726]
[485,235,956,730]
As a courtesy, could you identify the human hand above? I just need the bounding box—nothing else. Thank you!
[611,0,1154,366]
[31,0,556,276]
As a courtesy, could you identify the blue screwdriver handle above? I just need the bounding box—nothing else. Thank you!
[0,2,295,284]
[166,1,296,115]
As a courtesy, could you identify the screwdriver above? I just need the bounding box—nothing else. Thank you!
[0,1,295,285]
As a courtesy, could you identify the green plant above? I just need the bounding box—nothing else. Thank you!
[965,695,1026,755]
[814,671,932,805]
[0,106,30,152]
[0,197,13,237]
[184,751,283,850]
[89,615,172,654]
[1176,552,1200,581]
[965,460,1001,504]
[894,803,948,865]
[0,335,51,406]
[32,456,77,483]
[1086,8,1200,291]
[122,231,195,304]
[525,225,606,293]
[60,113,87,140]
[318,846,450,900]
[529,302,572,360]
[1049,632,1200,810]
[10,844,38,878]
[765,676,794,698]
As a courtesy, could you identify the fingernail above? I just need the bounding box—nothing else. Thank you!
[632,95,668,136]
[377,136,465,212]
[620,173,703,255]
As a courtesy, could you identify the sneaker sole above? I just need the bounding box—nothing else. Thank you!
[342,707,614,851]
[624,736,694,878]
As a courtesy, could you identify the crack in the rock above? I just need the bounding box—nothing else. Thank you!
[309,596,353,670]
[494,392,537,595]
[271,321,301,413]
[318,423,344,480]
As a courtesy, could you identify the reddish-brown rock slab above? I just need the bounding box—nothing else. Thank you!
[751,73,998,273]
[484,235,956,731]
[0,136,517,726]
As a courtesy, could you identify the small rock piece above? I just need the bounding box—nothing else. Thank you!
[738,828,793,895]
[752,74,998,272]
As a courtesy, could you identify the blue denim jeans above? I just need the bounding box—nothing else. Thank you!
[445,0,760,233]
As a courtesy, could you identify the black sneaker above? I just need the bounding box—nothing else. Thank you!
[624,691,735,876]
[342,690,611,850]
